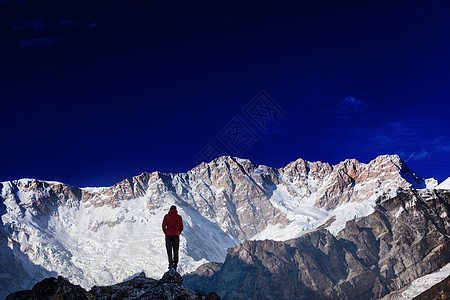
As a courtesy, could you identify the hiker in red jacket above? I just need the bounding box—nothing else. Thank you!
[162,205,183,270]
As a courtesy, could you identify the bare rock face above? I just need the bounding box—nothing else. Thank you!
[183,189,450,300]
[339,189,450,295]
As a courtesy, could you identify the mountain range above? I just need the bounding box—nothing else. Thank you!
[184,188,450,299]
[1,154,449,299]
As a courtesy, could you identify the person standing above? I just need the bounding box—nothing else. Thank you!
[162,205,183,270]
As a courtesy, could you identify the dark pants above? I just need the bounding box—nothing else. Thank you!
[165,235,180,266]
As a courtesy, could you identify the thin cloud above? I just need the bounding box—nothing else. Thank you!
[11,18,45,31]
[386,122,416,136]
[12,18,81,32]
[10,17,87,49]
[434,136,450,152]
[428,58,440,64]
[18,38,58,47]
[405,136,450,162]
[340,96,367,112]
[407,149,430,161]
[371,122,416,148]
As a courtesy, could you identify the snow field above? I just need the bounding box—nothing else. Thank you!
[436,177,450,189]
[2,189,238,291]
[251,184,375,240]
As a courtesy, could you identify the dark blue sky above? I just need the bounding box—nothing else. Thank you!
[1,1,449,187]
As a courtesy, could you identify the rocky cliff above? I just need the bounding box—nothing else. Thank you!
[7,269,220,300]
[184,189,450,299]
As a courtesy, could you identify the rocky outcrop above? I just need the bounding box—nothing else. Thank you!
[184,189,450,299]
[6,276,93,299]
[8,270,220,300]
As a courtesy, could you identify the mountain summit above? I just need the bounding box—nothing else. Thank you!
[0,154,443,298]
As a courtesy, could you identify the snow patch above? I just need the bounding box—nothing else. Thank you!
[325,200,375,235]
[81,186,109,193]
[425,178,439,189]
[436,177,450,189]
[399,262,450,299]
[251,185,376,240]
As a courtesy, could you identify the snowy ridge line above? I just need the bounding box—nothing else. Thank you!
[1,178,69,186]
[3,154,447,192]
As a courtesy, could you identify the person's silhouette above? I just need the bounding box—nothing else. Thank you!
[162,205,183,270]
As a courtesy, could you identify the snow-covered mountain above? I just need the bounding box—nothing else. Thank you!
[0,154,440,298]
[184,188,450,299]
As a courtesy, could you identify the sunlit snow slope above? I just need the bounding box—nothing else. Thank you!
[437,177,450,189]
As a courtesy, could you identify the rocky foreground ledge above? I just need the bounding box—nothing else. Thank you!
[7,269,220,300]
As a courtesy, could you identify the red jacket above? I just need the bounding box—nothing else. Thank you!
[162,208,183,236]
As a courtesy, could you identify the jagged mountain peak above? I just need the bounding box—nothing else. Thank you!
[194,155,263,176]
[372,153,402,164]
[282,157,332,173]
[192,155,253,170]
[279,154,413,184]
[0,154,426,215]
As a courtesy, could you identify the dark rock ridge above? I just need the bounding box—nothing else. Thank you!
[6,276,93,300]
[183,189,450,299]
[7,270,220,300]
